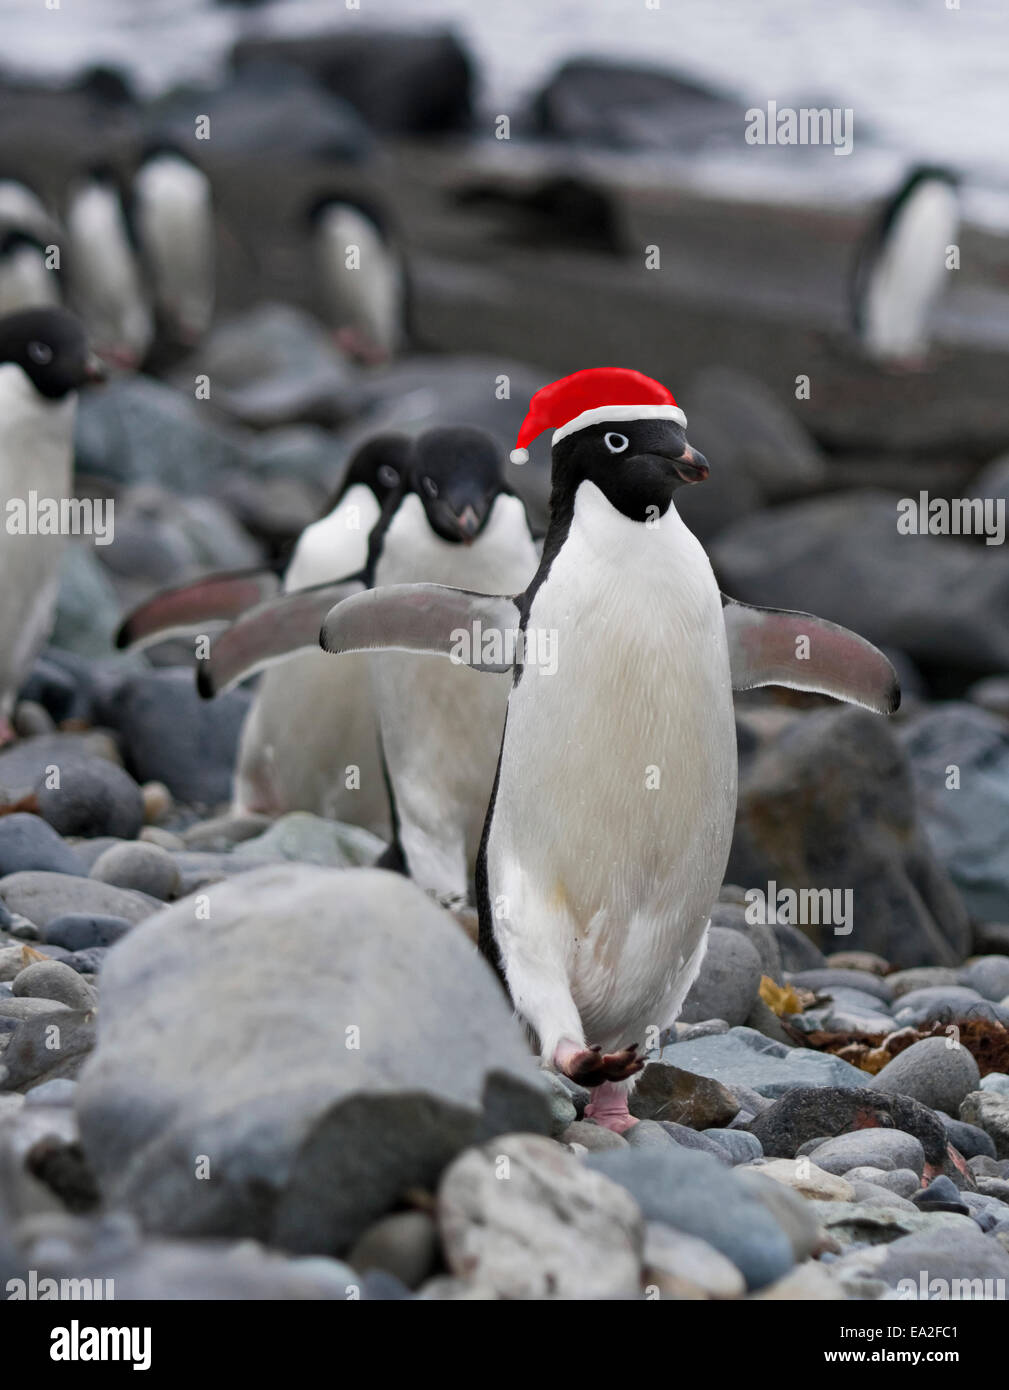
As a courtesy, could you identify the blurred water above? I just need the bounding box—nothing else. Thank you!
[1,0,1008,226]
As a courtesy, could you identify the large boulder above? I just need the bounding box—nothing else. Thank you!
[899,703,1009,922]
[712,490,1009,675]
[76,867,550,1255]
[728,705,970,967]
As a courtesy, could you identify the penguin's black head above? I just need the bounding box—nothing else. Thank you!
[334,432,411,510]
[551,416,708,522]
[0,307,104,399]
[411,426,508,544]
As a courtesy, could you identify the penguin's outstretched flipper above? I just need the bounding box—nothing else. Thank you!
[197,578,366,698]
[722,595,900,715]
[321,583,521,673]
[116,570,281,652]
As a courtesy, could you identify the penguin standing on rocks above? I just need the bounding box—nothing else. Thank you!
[308,195,407,364]
[65,167,153,370]
[321,369,900,1131]
[131,144,215,348]
[116,435,408,833]
[852,165,959,367]
[191,426,538,908]
[0,308,104,742]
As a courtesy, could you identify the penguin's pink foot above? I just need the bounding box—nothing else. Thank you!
[553,1039,644,1087]
[585,1081,638,1134]
[0,717,16,748]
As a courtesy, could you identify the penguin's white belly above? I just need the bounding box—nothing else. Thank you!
[865,183,958,360]
[233,649,388,833]
[488,485,737,1047]
[231,485,388,832]
[373,493,537,900]
[0,368,75,715]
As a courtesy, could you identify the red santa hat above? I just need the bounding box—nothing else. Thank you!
[510,367,686,464]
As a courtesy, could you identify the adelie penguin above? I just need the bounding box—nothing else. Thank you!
[188,426,538,909]
[320,368,900,1132]
[131,144,215,348]
[852,164,959,368]
[0,307,104,743]
[116,435,407,834]
[308,195,407,364]
[65,166,153,371]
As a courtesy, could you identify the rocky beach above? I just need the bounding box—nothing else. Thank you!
[2,1,1009,1314]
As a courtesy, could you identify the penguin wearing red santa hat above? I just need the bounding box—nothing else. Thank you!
[321,367,899,1131]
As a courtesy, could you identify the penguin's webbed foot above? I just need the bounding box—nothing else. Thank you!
[555,1041,643,1087]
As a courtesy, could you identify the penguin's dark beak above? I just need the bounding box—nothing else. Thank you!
[84,352,107,384]
[451,503,481,542]
[671,442,708,484]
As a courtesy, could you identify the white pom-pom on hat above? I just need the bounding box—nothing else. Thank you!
[509,447,529,465]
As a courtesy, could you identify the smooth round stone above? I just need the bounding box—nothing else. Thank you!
[139,826,185,851]
[703,1128,763,1165]
[563,1120,629,1152]
[886,967,962,999]
[13,700,56,738]
[959,956,1009,1002]
[980,1072,1009,1097]
[939,1114,997,1160]
[348,1211,439,1290]
[824,951,890,976]
[141,781,173,825]
[41,914,133,950]
[643,1222,746,1299]
[808,1129,926,1178]
[0,815,85,877]
[894,985,1009,1027]
[912,1175,969,1214]
[751,1157,855,1202]
[846,1181,917,1211]
[24,1078,78,1107]
[11,959,97,1010]
[35,759,145,841]
[0,996,71,1020]
[869,1036,980,1113]
[843,1166,920,1199]
[787,968,894,1004]
[679,927,762,1028]
[89,842,180,902]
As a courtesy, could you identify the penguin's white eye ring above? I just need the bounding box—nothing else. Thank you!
[377,464,400,488]
[604,432,630,454]
[27,341,53,365]
[421,476,439,499]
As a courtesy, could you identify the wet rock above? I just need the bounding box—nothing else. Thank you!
[35,759,145,841]
[232,813,385,869]
[96,669,251,808]
[748,1087,963,1185]
[347,1211,439,1290]
[587,1145,794,1290]
[437,1133,641,1300]
[0,816,85,878]
[40,914,133,951]
[12,960,97,1012]
[893,986,1009,1028]
[642,1222,745,1299]
[680,926,762,1027]
[900,704,1009,922]
[712,490,1009,675]
[0,872,159,929]
[232,28,473,135]
[659,1027,867,1099]
[807,1129,926,1178]
[0,1008,96,1090]
[628,1062,740,1129]
[76,867,551,1253]
[752,1158,855,1203]
[89,842,180,901]
[960,1091,1009,1159]
[727,706,969,967]
[868,1036,981,1113]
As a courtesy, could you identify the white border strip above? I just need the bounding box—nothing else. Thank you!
[552,402,687,445]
